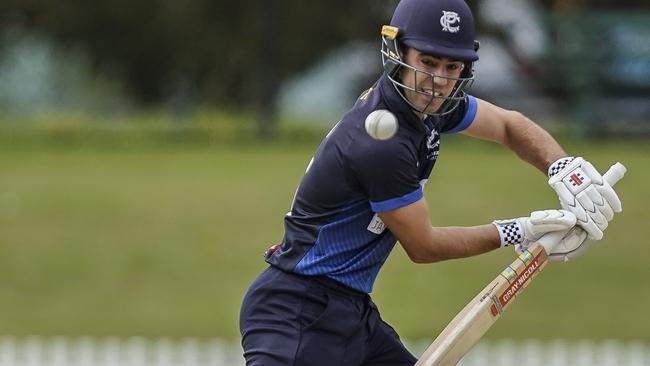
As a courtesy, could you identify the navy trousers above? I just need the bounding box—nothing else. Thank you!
[240,266,417,366]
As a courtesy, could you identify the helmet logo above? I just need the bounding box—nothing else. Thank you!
[440,11,461,33]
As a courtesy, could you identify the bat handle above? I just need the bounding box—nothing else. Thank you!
[538,162,627,253]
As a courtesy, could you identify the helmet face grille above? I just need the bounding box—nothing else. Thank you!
[381,0,479,116]
[381,35,475,117]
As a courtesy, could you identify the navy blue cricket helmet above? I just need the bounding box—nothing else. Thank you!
[381,0,480,116]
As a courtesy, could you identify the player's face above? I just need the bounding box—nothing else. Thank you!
[400,48,465,115]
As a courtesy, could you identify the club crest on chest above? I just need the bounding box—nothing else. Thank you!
[426,129,440,160]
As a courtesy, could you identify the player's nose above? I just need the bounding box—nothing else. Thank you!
[433,75,449,87]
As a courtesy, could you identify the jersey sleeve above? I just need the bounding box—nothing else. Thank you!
[441,95,478,134]
[350,139,422,213]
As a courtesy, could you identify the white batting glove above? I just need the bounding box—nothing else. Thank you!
[548,157,622,240]
[514,226,590,263]
[546,227,591,262]
[493,210,576,250]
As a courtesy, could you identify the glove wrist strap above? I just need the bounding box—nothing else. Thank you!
[548,156,576,178]
[492,219,524,247]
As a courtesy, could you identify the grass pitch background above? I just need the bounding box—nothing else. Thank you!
[0,118,648,341]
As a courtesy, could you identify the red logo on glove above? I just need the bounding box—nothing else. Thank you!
[569,173,583,186]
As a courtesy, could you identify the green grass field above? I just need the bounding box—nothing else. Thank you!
[0,125,648,342]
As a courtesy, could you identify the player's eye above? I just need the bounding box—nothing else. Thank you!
[421,58,435,67]
[447,63,462,72]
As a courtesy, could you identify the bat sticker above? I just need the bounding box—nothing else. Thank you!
[518,250,533,265]
[500,266,517,284]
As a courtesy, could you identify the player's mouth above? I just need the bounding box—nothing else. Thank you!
[421,88,444,98]
[419,88,444,105]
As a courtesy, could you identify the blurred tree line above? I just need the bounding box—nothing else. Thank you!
[1,0,648,135]
[0,1,397,134]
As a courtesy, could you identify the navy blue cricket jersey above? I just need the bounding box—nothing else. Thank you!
[266,75,478,293]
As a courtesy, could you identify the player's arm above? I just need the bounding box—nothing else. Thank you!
[459,98,623,240]
[378,197,575,264]
[461,98,566,173]
[378,197,500,263]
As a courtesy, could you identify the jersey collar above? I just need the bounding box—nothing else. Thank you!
[378,74,438,134]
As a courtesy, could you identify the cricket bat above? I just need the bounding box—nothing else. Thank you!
[415,162,627,366]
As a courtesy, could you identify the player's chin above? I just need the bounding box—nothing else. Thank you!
[421,99,444,114]
[407,93,444,114]
[424,103,443,114]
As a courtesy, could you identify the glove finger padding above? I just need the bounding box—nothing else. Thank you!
[581,161,622,212]
[595,180,623,213]
[526,210,578,236]
[494,209,576,249]
[576,188,609,227]
[557,192,602,240]
[583,184,615,221]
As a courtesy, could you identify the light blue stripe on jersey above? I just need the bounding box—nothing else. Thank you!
[294,201,399,293]
[370,187,423,213]
[446,95,478,134]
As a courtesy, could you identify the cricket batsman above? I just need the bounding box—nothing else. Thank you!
[239,0,623,364]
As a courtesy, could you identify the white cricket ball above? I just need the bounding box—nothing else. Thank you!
[364,109,398,140]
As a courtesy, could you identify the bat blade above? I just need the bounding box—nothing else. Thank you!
[416,163,626,366]
[415,243,548,366]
